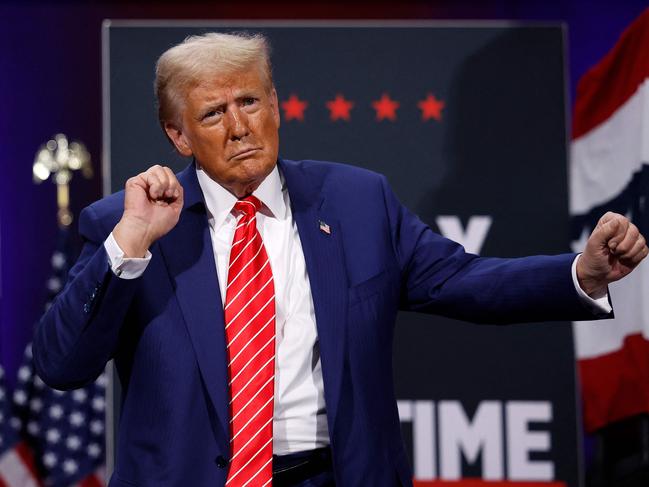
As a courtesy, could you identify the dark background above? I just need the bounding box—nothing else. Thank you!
[2,0,648,479]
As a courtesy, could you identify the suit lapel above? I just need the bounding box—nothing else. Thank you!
[157,164,230,454]
[279,159,349,434]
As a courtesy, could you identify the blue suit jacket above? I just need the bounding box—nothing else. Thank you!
[34,159,599,486]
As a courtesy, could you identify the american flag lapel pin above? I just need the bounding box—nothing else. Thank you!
[318,220,331,235]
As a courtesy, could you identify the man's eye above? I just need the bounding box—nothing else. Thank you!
[242,98,257,106]
[202,108,223,120]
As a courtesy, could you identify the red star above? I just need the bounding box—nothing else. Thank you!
[326,94,354,121]
[372,93,400,121]
[418,93,445,121]
[281,94,308,121]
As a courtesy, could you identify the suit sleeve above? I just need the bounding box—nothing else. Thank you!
[33,205,141,390]
[378,175,608,324]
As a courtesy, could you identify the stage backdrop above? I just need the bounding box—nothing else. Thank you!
[105,22,578,486]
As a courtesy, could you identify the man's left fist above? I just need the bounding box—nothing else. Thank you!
[577,211,648,297]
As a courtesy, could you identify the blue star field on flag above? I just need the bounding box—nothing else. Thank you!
[11,228,106,487]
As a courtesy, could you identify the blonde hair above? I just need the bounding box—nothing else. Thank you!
[155,32,273,127]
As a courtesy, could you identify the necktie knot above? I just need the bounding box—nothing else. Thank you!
[233,195,262,218]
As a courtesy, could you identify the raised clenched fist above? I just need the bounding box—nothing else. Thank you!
[577,211,648,296]
[113,165,184,257]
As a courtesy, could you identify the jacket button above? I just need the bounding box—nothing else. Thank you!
[215,456,228,468]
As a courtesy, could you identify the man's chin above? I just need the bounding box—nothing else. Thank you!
[239,157,275,178]
[198,155,276,196]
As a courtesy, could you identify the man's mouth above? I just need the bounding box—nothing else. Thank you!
[230,147,261,160]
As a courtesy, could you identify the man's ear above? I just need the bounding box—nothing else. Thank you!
[164,122,193,157]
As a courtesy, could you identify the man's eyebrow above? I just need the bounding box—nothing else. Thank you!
[197,102,225,118]
[235,86,263,97]
[194,89,261,119]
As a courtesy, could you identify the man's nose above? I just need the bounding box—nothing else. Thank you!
[226,106,250,141]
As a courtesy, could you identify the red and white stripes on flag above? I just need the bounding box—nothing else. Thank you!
[71,467,106,487]
[0,442,39,487]
[571,7,649,432]
[0,364,39,487]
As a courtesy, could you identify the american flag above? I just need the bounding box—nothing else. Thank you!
[10,227,106,487]
[318,220,331,235]
[0,364,39,486]
[12,346,106,487]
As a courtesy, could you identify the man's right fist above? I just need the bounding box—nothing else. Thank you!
[113,165,184,257]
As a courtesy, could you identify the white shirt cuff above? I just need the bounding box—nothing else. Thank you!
[104,232,151,279]
[571,254,612,314]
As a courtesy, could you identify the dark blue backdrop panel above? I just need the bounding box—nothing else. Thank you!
[107,23,576,485]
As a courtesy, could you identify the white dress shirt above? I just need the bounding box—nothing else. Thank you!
[103,164,611,455]
[105,165,329,455]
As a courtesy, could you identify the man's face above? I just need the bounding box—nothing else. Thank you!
[165,66,280,197]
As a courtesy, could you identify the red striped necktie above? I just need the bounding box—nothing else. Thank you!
[224,195,275,486]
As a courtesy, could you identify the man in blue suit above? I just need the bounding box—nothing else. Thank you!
[34,32,647,486]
